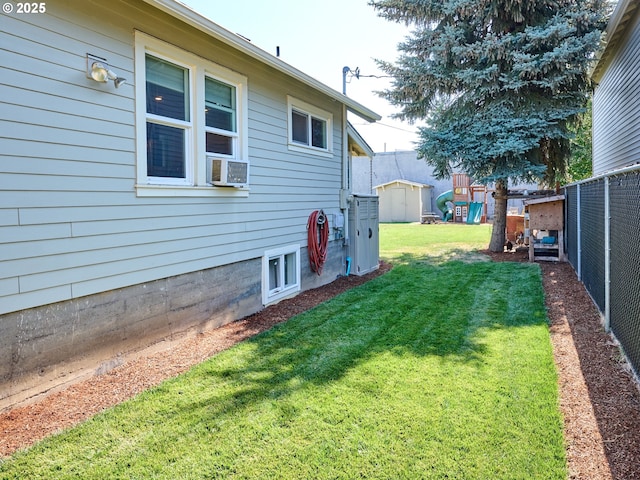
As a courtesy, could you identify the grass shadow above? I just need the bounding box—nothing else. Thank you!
[391,247,492,266]
[0,227,565,479]
[170,255,548,425]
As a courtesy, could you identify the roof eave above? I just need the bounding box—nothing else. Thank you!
[142,0,381,123]
[374,179,430,189]
[591,0,639,83]
[347,122,375,158]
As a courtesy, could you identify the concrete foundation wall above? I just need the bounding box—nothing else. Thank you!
[0,259,262,410]
[301,242,346,290]
[0,242,345,411]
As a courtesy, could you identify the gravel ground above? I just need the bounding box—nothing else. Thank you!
[2,254,640,479]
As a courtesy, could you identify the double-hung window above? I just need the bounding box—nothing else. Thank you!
[145,55,191,182]
[135,32,248,196]
[205,77,237,157]
[287,96,332,156]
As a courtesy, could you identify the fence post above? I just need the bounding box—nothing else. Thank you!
[604,175,611,332]
[576,183,582,280]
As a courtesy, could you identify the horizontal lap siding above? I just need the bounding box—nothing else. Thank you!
[593,10,640,176]
[0,0,345,314]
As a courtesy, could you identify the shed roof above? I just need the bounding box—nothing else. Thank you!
[374,179,432,190]
[143,0,381,123]
[524,194,565,206]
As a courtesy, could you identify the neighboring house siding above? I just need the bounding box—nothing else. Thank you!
[592,8,640,176]
[0,0,344,316]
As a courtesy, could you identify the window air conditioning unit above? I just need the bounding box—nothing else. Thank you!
[208,156,248,187]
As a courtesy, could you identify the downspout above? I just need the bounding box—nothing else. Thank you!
[341,105,351,274]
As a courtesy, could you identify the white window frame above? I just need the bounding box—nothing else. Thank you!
[134,31,249,197]
[204,76,238,160]
[262,244,301,305]
[143,53,194,187]
[287,96,333,158]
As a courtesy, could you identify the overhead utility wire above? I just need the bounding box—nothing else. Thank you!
[350,121,416,134]
[342,66,393,95]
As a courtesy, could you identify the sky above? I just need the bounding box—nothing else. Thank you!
[180,0,420,153]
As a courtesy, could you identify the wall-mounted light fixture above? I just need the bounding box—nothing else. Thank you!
[86,53,126,88]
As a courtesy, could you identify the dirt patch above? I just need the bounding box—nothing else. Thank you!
[2,255,640,479]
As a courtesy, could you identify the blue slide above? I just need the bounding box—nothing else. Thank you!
[466,202,483,224]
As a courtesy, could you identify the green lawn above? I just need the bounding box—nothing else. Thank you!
[380,222,493,257]
[0,223,566,479]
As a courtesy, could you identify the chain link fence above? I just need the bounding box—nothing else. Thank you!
[580,180,606,312]
[609,171,640,374]
[564,185,579,268]
[564,167,640,376]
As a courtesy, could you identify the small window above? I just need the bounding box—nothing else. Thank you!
[291,111,326,149]
[287,96,332,156]
[263,245,301,304]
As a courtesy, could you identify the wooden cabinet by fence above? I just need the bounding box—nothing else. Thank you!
[524,195,566,262]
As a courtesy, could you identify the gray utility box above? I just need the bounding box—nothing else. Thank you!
[348,195,380,275]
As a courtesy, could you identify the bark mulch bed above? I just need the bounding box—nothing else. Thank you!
[2,255,640,479]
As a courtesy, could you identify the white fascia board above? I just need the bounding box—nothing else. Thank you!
[591,0,639,82]
[374,179,428,189]
[142,0,381,123]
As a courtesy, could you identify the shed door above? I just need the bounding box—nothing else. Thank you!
[390,188,406,222]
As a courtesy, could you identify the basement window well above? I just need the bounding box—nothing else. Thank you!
[262,245,300,304]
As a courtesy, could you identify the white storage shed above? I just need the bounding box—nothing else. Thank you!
[374,180,433,223]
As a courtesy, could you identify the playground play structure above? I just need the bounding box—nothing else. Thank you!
[435,174,488,224]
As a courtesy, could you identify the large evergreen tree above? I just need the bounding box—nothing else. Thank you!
[371,0,608,251]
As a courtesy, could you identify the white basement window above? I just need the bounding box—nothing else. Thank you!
[262,245,301,305]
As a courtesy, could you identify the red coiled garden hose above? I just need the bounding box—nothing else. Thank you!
[307,209,329,275]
